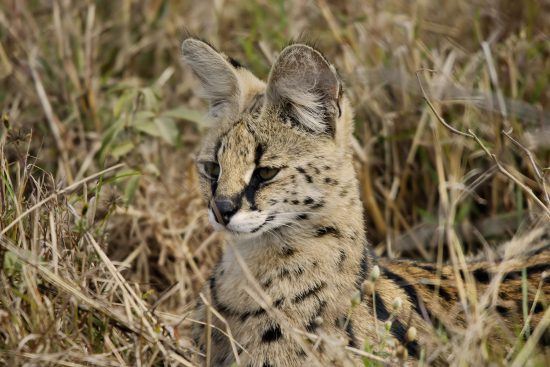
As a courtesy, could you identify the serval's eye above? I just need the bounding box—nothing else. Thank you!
[257,167,280,181]
[202,162,220,180]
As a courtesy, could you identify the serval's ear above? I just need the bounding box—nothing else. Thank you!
[265,44,341,136]
[181,38,241,121]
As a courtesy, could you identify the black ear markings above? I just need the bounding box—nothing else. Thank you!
[228,56,244,69]
[337,83,344,118]
[181,33,245,69]
[181,31,218,52]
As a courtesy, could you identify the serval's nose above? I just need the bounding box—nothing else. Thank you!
[211,197,238,225]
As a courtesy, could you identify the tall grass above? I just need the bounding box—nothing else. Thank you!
[0,1,548,365]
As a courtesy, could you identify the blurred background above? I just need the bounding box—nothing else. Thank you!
[0,0,548,365]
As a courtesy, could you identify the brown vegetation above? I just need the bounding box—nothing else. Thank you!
[0,1,548,365]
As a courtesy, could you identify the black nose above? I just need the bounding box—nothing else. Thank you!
[212,198,237,225]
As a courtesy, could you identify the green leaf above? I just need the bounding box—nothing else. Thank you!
[132,110,156,126]
[415,207,436,223]
[140,88,159,110]
[124,175,140,205]
[99,117,126,162]
[133,116,178,145]
[3,250,21,277]
[133,118,158,136]
[110,140,135,159]
[104,169,140,185]
[113,89,136,118]
[154,117,178,145]
[144,163,160,177]
[162,107,205,125]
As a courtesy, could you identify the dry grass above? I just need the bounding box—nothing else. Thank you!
[0,0,548,365]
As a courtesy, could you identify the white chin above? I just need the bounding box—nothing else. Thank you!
[207,208,269,236]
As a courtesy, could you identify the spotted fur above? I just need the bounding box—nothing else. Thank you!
[181,39,549,366]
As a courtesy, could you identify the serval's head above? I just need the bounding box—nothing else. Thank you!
[182,38,358,240]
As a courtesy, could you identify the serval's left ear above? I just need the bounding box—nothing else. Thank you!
[265,44,341,136]
[181,38,241,121]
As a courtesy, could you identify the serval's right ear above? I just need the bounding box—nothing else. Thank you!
[181,38,241,122]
